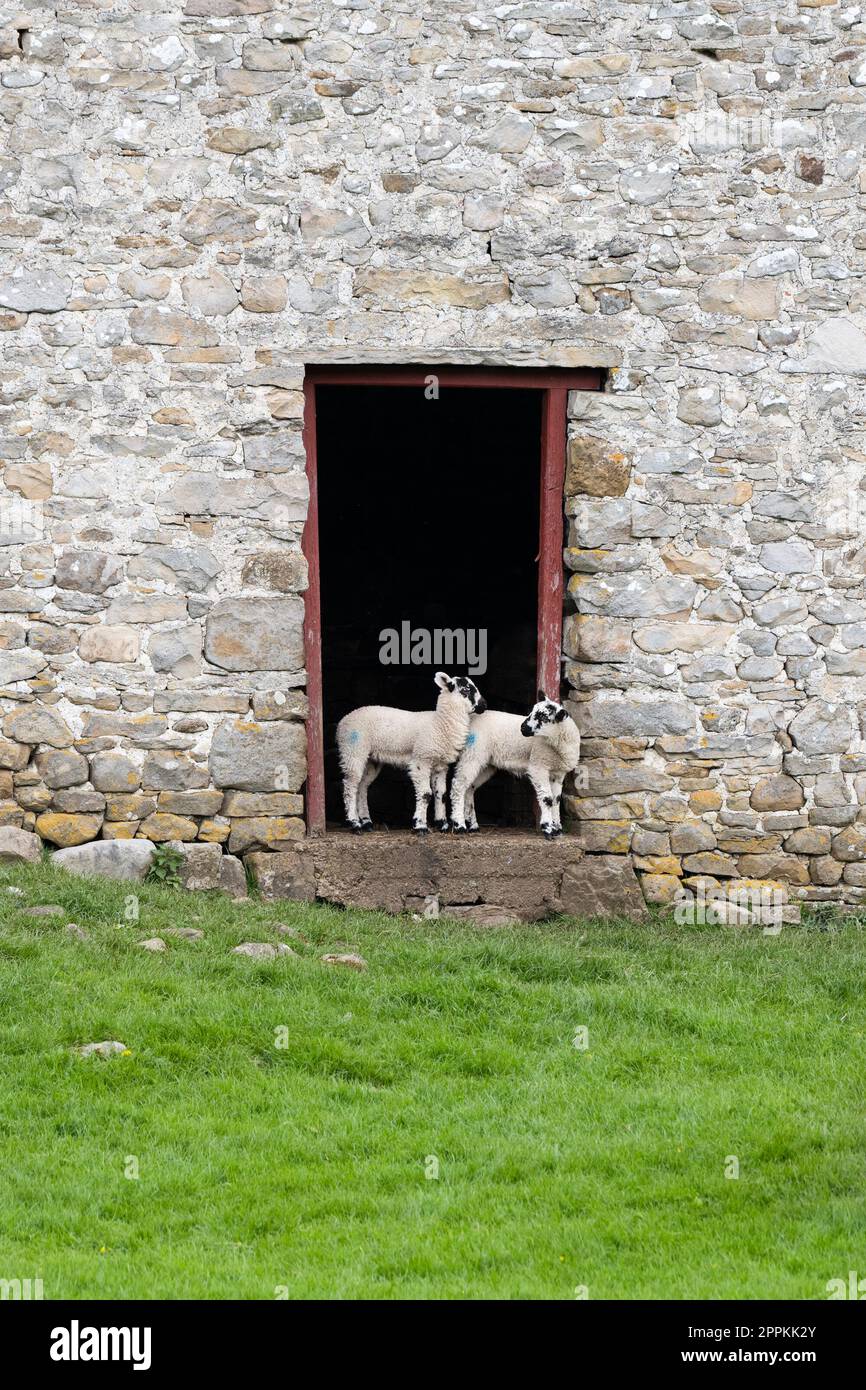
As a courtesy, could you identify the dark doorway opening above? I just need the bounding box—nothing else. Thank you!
[317,385,542,829]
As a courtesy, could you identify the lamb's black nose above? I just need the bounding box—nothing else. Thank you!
[520,720,532,737]
[475,698,487,713]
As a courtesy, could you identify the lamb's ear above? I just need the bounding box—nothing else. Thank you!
[434,671,454,692]
[537,688,546,703]
[555,707,567,722]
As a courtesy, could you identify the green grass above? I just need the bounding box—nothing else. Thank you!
[0,860,863,1300]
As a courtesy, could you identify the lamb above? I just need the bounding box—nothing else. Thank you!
[337,672,487,834]
[449,690,581,839]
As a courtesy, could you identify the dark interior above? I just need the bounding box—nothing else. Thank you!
[317,384,541,828]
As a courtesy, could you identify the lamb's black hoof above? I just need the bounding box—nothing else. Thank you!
[451,824,468,835]
[414,826,429,837]
[349,823,363,835]
[468,825,480,834]
[550,826,563,838]
[434,819,449,833]
[542,829,556,841]
[360,819,374,832]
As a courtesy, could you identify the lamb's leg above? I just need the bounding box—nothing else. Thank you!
[342,755,366,832]
[549,773,565,835]
[450,754,483,832]
[409,762,433,834]
[466,766,494,832]
[357,761,379,830]
[432,766,448,832]
[528,769,556,838]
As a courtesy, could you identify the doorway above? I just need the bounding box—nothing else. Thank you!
[302,366,603,833]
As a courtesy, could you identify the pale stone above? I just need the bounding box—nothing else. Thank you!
[0,650,48,683]
[0,266,70,313]
[89,752,141,793]
[354,268,510,309]
[176,841,224,891]
[181,270,239,316]
[788,701,853,755]
[55,550,123,594]
[634,623,733,654]
[782,318,866,376]
[699,276,779,320]
[142,754,208,792]
[563,615,632,663]
[471,112,534,153]
[576,698,694,738]
[179,198,263,246]
[750,775,804,812]
[209,719,306,792]
[36,749,88,789]
[321,952,368,970]
[53,839,155,880]
[559,856,648,920]
[677,385,721,426]
[3,705,71,748]
[233,942,296,960]
[758,541,813,575]
[241,274,288,313]
[148,626,202,677]
[78,626,140,663]
[76,1041,128,1058]
[620,162,677,205]
[572,574,697,619]
[204,597,305,671]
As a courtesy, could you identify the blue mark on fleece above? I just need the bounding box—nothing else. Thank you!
[465,732,476,746]
[348,730,359,744]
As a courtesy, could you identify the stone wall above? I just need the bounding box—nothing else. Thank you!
[1,1,865,907]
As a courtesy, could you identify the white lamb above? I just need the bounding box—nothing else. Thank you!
[337,672,487,834]
[449,690,581,839]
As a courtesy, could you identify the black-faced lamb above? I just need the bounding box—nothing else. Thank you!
[337,672,487,834]
[449,690,581,839]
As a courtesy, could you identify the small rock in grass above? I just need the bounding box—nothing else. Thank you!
[274,922,308,942]
[76,1040,128,1058]
[232,941,296,960]
[320,952,367,971]
[5,885,25,897]
[24,904,65,918]
[138,936,167,952]
[66,923,88,941]
[163,926,204,941]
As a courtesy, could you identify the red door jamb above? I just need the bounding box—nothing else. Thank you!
[301,383,325,836]
[301,366,602,835]
[538,387,570,705]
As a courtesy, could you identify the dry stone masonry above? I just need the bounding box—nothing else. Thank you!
[1,1,866,912]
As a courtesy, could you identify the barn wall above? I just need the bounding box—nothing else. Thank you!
[0,3,864,905]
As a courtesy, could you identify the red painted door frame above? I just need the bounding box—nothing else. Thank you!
[301,364,602,834]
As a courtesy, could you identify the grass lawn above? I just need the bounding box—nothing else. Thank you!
[0,858,863,1301]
